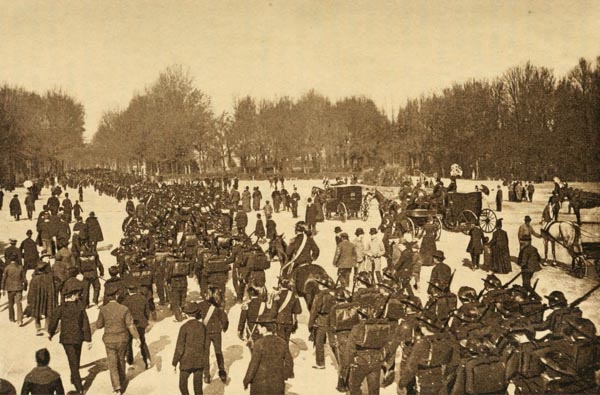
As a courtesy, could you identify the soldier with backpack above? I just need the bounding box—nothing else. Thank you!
[238,286,268,350]
[308,277,337,370]
[346,306,391,395]
[129,256,157,321]
[328,288,357,392]
[270,278,302,342]
[166,250,191,322]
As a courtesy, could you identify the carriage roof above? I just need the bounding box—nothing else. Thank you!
[445,191,483,216]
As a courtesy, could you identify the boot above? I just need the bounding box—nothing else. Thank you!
[218,370,227,383]
[336,376,348,393]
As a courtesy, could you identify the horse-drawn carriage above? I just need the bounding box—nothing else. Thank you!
[441,191,498,234]
[312,185,369,222]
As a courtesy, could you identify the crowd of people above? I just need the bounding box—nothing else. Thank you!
[0,169,598,395]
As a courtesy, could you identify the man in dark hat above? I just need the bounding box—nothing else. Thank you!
[427,250,451,295]
[332,233,356,288]
[27,256,57,335]
[173,302,207,395]
[20,230,39,272]
[79,246,104,308]
[243,312,294,395]
[24,191,35,221]
[20,348,64,395]
[9,194,21,221]
[122,280,152,369]
[393,236,419,296]
[517,242,542,293]
[308,277,336,369]
[495,185,503,212]
[235,205,248,236]
[334,226,343,245]
[104,266,125,304]
[290,187,300,218]
[199,287,229,384]
[352,228,366,278]
[48,281,90,394]
[85,212,104,254]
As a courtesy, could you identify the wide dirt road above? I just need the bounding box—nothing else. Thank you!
[0,178,598,395]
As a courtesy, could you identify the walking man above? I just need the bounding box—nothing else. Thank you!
[1,258,27,325]
[173,302,207,395]
[96,287,140,394]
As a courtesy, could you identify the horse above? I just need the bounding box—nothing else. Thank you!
[540,218,582,268]
[270,234,329,310]
[370,189,401,225]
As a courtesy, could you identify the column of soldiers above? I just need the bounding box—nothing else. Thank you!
[3,168,600,395]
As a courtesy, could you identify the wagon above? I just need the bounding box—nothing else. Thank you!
[313,185,369,222]
[442,191,497,234]
[572,221,600,278]
[404,208,444,241]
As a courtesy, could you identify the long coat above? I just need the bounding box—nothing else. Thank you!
[48,301,92,345]
[489,228,511,274]
[241,190,252,212]
[252,190,262,211]
[26,269,57,318]
[332,239,357,269]
[305,203,317,226]
[420,223,437,266]
[9,196,21,216]
[243,334,294,395]
[466,227,484,255]
[172,319,208,370]
[255,219,265,239]
[85,217,104,242]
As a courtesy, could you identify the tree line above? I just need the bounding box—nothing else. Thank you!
[0,86,85,185]
[2,57,598,185]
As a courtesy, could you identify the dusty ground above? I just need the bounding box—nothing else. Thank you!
[0,178,598,394]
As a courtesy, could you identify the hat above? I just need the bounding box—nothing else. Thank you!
[36,260,50,270]
[545,290,567,306]
[8,238,16,244]
[382,267,396,280]
[432,250,446,261]
[369,228,378,235]
[62,282,84,296]
[316,277,335,289]
[356,272,373,287]
[340,232,349,240]
[108,265,119,277]
[524,215,531,222]
[26,229,33,236]
[355,228,364,236]
[89,211,96,217]
[458,286,477,303]
[182,302,201,316]
[482,274,502,288]
[334,226,342,233]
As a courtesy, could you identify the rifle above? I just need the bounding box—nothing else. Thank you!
[477,272,522,301]
[521,282,600,319]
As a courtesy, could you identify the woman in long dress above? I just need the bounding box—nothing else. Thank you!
[419,216,437,267]
[489,219,512,274]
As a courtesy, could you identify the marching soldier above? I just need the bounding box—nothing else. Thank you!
[129,256,156,320]
[308,277,337,369]
[122,280,152,369]
[166,250,191,322]
[78,245,104,308]
[427,250,451,295]
[104,265,125,304]
[328,288,355,392]
[270,278,302,342]
[199,287,229,383]
[238,286,268,350]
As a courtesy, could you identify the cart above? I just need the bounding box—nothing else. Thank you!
[572,221,600,279]
[316,185,369,222]
[442,191,497,234]
[404,209,443,241]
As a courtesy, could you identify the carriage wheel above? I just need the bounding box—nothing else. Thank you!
[434,216,443,241]
[360,201,369,221]
[458,210,478,235]
[337,203,348,223]
[479,209,497,233]
[407,218,416,239]
[572,256,587,279]
[443,213,457,230]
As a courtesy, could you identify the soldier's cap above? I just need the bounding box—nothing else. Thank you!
[565,317,597,340]
[482,274,502,288]
[382,267,396,280]
[539,351,577,377]
[369,228,378,235]
[458,286,478,302]
[316,277,335,288]
[182,302,201,316]
[356,272,373,287]
[432,250,446,261]
[8,238,16,244]
[334,226,342,233]
[108,266,119,276]
[62,282,84,297]
[545,290,567,306]
[354,228,365,236]
[415,314,444,332]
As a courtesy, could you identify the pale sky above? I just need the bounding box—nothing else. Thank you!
[1,1,599,141]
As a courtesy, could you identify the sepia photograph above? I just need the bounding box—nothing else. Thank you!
[0,1,599,394]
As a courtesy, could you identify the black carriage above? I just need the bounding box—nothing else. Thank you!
[572,221,600,279]
[442,191,497,234]
[313,185,369,222]
[404,209,443,241]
